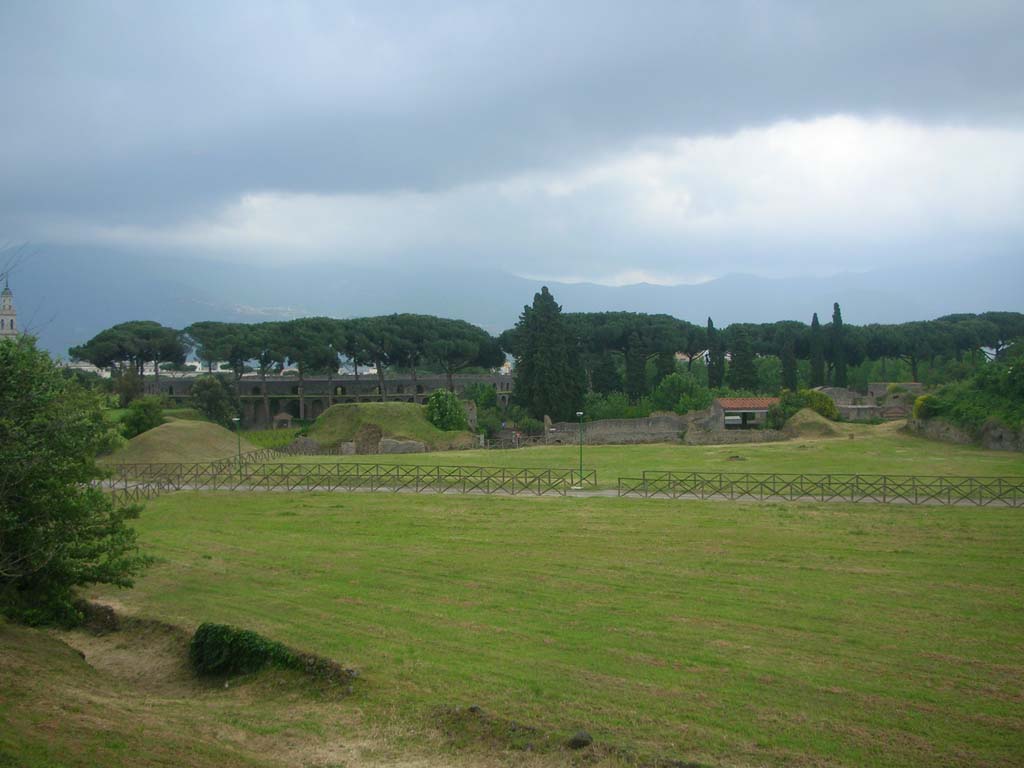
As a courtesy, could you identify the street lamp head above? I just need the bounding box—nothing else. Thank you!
[576,411,583,417]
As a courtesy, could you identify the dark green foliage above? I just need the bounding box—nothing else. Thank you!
[462,382,497,411]
[190,622,298,675]
[69,320,185,377]
[809,313,825,387]
[425,389,468,431]
[511,287,585,421]
[832,303,847,387]
[113,368,143,407]
[189,376,239,427]
[582,391,654,420]
[651,372,711,414]
[781,336,798,392]
[589,351,623,394]
[726,327,758,391]
[919,361,1024,434]
[766,388,840,429]
[0,336,149,625]
[913,394,938,420]
[624,332,647,401]
[706,318,725,389]
[121,396,165,439]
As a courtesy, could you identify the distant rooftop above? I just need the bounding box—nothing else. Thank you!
[715,397,780,411]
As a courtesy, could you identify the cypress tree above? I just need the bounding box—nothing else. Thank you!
[726,327,758,391]
[781,334,798,392]
[810,313,825,387]
[832,302,847,388]
[511,287,585,421]
[706,317,725,388]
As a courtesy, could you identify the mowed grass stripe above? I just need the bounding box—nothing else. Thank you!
[98,491,1024,767]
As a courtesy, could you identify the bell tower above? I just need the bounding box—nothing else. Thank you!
[0,274,17,338]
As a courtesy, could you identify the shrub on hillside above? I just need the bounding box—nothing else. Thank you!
[121,396,165,439]
[425,389,468,431]
[190,622,357,684]
[190,622,297,675]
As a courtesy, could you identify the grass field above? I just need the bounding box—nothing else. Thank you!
[268,423,1024,489]
[88,491,1024,767]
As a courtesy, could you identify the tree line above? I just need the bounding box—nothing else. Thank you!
[502,290,1024,420]
[69,298,1024,423]
[69,315,504,408]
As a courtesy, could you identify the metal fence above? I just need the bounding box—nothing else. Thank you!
[617,470,1024,506]
[103,461,597,505]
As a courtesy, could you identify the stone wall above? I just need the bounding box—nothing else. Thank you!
[547,413,688,445]
[906,418,1023,452]
[543,410,789,446]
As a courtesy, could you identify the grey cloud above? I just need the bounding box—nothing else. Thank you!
[2,0,1022,229]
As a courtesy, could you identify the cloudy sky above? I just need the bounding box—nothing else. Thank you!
[2,1,1022,286]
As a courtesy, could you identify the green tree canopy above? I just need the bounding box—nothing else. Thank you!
[511,287,585,421]
[1,336,149,624]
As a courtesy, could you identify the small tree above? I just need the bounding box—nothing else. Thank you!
[190,376,239,427]
[121,395,165,439]
[0,336,149,624]
[425,389,468,431]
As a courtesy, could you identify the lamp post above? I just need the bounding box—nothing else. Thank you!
[575,410,584,489]
[232,416,241,481]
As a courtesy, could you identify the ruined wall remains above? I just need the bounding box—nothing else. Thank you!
[546,413,689,445]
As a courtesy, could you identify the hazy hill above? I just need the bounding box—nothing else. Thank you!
[13,244,1024,355]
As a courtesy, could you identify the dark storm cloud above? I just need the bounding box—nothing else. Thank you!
[1,0,1022,228]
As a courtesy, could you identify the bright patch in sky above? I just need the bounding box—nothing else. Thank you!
[68,115,1024,283]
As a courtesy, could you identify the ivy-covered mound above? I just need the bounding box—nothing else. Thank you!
[766,389,840,430]
[189,622,357,684]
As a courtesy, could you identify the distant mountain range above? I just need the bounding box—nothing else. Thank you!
[12,245,1023,356]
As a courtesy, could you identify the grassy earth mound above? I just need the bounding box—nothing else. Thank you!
[100,420,256,465]
[306,402,476,450]
[782,407,841,438]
